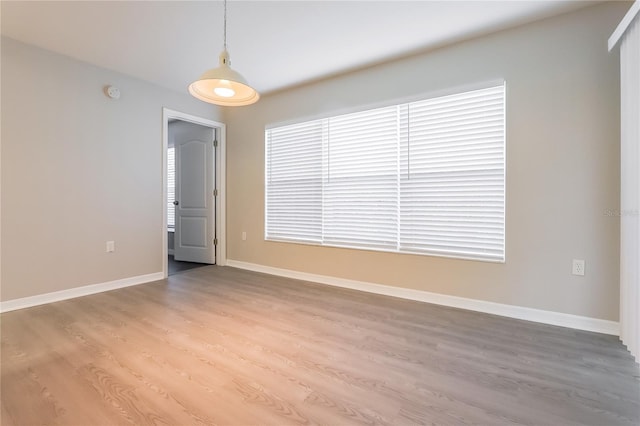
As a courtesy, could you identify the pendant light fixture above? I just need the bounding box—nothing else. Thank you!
[189,0,259,106]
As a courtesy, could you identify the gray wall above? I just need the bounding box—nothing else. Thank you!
[1,37,220,301]
[224,3,627,321]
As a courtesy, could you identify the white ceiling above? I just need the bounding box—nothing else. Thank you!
[1,1,598,96]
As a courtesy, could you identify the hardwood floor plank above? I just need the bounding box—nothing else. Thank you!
[2,265,639,425]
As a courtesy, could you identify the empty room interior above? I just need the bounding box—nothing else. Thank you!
[2,1,640,425]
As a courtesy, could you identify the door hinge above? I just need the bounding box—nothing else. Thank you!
[213,189,218,197]
[213,238,218,246]
[213,139,218,147]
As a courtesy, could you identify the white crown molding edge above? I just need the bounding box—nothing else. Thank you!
[0,272,164,313]
[226,259,620,336]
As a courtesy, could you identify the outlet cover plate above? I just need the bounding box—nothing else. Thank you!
[572,259,585,276]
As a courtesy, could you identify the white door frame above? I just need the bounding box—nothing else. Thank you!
[162,108,226,277]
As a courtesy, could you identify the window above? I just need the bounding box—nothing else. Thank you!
[265,83,505,262]
[168,146,175,229]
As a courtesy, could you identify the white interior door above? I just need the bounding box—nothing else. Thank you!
[173,121,216,263]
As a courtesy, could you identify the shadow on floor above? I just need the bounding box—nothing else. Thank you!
[168,255,209,276]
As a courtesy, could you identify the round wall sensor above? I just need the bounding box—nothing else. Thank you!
[105,86,121,100]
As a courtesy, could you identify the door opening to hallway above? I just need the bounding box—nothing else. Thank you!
[167,118,218,276]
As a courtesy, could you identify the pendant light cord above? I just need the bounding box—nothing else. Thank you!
[223,0,227,50]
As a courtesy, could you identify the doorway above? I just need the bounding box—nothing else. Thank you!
[162,109,226,277]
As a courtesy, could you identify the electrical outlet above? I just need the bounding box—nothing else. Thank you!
[572,259,585,276]
[242,231,247,241]
[106,241,115,253]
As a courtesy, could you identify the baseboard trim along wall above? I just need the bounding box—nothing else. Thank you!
[0,262,620,336]
[226,259,620,336]
[0,272,164,313]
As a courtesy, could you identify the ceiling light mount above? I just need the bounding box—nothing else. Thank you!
[189,0,259,106]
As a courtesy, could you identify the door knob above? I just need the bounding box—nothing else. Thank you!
[173,201,179,206]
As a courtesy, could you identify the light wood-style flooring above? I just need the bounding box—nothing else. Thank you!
[2,265,639,425]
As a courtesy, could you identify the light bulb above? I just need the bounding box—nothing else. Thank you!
[214,86,235,97]
[214,79,235,98]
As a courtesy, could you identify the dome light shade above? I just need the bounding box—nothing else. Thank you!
[189,51,259,106]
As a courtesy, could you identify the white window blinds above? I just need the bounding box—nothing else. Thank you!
[324,106,400,250]
[265,83,505,262]
[265,121,323,243]
[167,146,176,228]
[400,85,505,261]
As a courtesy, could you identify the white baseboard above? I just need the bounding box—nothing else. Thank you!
[226,260,619,336]
[0,272,164,313]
